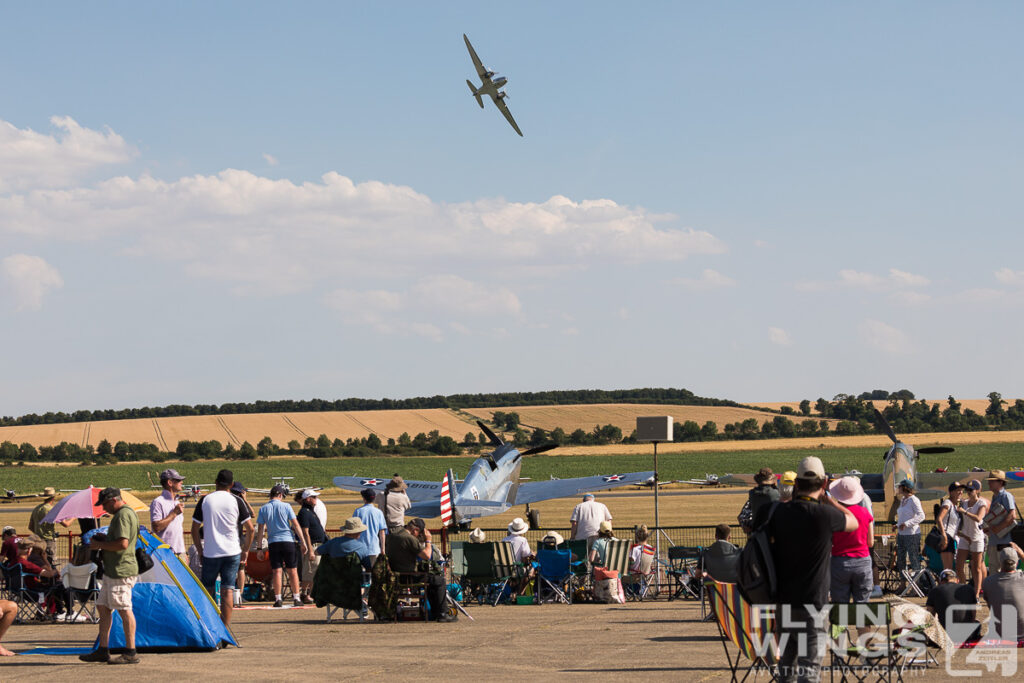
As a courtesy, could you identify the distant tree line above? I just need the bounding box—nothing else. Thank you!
[0,388,739,427]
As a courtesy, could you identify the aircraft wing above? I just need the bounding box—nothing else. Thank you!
[716,474,757,487]
[917,470,1024,491]
[463,34,488,79]
[332,476,442,502]
[513,471,654,506]
[495,98,523,136]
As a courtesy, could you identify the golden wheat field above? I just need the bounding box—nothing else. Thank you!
[462,403,840,434]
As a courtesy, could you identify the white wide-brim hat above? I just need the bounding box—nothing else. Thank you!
[469,528,486,543]
[507,517,529,535]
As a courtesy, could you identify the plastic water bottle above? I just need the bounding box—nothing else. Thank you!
[214,578,220,595]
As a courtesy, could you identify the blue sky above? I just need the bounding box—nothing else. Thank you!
[1,3,1022,416]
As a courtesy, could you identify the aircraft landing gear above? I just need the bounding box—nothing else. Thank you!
[526,505,541,530]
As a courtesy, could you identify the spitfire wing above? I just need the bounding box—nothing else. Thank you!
[332,476,441,502]
[513,471,654,506]
[463,34,488,79]
[917,470,1024,491]
[495,98,523,136]
[717,474,758,487]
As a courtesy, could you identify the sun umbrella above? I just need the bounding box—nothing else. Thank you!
[41,486,149,524]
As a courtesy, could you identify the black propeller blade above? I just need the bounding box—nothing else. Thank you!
[519,443,558,457]
[917,446,955,454]
[873,409,899,445]
[476,420,504,447]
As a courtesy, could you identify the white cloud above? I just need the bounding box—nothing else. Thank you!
[995,268,1024,287]
[0,254,64,311]
[0,116,136,192]
[768,327,792,346]
[410,274,521,316]
[859,319,911,354]
[670,268,736,290]
[892,291,932,305]
[839,269,885,288]
[888,268,929,287]
[262,153,279,166]
[800,268,931,298]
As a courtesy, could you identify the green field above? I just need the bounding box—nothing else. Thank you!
[1,442,1021,494]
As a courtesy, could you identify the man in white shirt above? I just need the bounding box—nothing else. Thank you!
[570,494,612,550]
[191,469,254,626]
[895,478,925,576]
[150,469,186,560]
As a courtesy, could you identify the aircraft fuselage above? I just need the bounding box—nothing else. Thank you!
[452,443,523,520]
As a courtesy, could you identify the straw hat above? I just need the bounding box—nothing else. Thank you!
[507,518,529,535]
[468,528,486,543]
[987,469,1007,482]
[829,476,865,506]
[339,517,368,535]
[42,487,56,497]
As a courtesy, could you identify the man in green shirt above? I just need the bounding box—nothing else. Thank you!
[79,488,141,665]
[28,487,70,564]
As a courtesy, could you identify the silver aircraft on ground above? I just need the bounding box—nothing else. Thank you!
[463,33,523,136]
[334,421,652,527]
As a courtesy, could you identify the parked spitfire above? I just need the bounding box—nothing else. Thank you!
[464,34,523,136]
[334,421,653,527]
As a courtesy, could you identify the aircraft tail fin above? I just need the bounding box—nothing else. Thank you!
[440,468,457,527]
[466,80,484,108]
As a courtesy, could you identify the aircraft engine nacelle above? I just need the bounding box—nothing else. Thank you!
[494,76,508,87]
[483,70,495,79]
[497,91,508,100]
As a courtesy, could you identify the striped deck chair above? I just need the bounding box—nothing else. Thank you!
[491,541,525,606]
[705,579,779,682]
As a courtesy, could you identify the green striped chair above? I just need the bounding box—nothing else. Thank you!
[491,541,526,606]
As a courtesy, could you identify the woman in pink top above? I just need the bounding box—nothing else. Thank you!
[829,476,876,603]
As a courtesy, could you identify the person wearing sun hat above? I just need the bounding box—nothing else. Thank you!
[469,528,487,543]
[895,478,925,576]
[828,476,875,603]
[503,517,535,599]
[985,469,1020,572]
[28,486,68,564]
[316,516,373,570]
[589,520,619,567]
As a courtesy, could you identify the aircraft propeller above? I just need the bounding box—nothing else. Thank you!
[872,408,954,455]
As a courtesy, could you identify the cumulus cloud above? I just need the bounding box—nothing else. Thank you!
[0,254,64,311]
[768,327,792,346]
[995,268,1024,287]
[0,116,136,192]
[669,268,736,290]
[859,319,911,354]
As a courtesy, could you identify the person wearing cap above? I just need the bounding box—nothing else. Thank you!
[503,518,535,599]
[935,482,965,571]
[255,484,308,608]
[980,543,1024,642]
[316,516,373,569]
[570,493,612,551]
[353,488,387,565]
[296,489,327,604]
[385,518,454,622]
[589,520,619,567]
[757,456,858,683]
[895,478,925,577]
[150,469,187,560]
[28,487,70,564]
[383,478,411,533]
[191,469,254,626]
[986,469,1020,572]
[13,537,66,614]
[828,476,875,603]
[230,482,254,607]
[79,487,141,665]
[926,568,980,645]
[778,471,796,503]
[956,479,989,593]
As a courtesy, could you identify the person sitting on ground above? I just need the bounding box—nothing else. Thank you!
[468,528,486,543]
[829,476,875,603]
[503,518,535,599]
[384,518,454,622]
[589,521,618,567]
[1,527,18,565]
[702,523,740,583]
[0,600,17,656]
[956,479,989,595]
[926,569,981,645]
[629,525,655,574]
[14,538,67,616]
[316,517,373,570]
[778,471,796,503]
[383,478,411,533]
[981,543,1024,643]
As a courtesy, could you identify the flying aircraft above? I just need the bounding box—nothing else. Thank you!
[463,33,523,136]
[333,421,653,528]
[718,409,1024,520]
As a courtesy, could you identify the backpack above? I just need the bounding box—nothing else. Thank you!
[737,502,779,606]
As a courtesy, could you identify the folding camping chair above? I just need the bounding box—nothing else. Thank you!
[666,546,703,601]
[61,562,100,623]
[534,548,572,604]
[1,562,60,623]
[491,541,527,605]
[828,602,894,683]
[705,579,778,682]
[622,542,656,601]
[565,539,590,599]
[312,553,368,622]
[394,572,429,621]
[456,542,502,605]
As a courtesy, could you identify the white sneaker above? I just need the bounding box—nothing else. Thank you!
[870,585,883,598]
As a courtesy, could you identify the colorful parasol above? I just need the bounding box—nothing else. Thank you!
[41,486,149,524]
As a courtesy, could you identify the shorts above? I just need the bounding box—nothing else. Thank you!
[940,538,958,555]
[960,537,985,554]
[301,549,321,580]
[97,575,138,611]
[269,541,299,569]
[201,553,241,596]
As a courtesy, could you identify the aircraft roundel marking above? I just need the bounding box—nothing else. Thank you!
[603,474,624,482]
[361,479,381,486]
[1006,471,1024,482]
